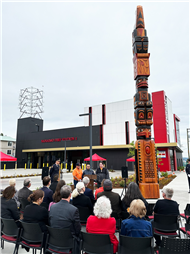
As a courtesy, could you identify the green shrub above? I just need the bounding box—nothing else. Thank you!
[160,172,168,178]
[119,180,125,187]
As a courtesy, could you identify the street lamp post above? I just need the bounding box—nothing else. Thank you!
[79,113,92,168]
[187,128,190,159]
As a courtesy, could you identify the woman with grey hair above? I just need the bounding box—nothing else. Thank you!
[86,196,119,254]
[71,182,93,213]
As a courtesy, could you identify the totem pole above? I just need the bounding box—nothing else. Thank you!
[132,6,160,199]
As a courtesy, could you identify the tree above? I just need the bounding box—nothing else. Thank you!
[127,141,135,157]
[0,133,3,136]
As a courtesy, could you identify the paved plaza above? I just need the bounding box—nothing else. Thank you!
[0,169,190,253]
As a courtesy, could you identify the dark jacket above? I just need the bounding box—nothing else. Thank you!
[96,167,109,184]
[50,164,59,182]
[97,190,124,217]
[153,199,179,215]
[82,169,95,178]
[1,197,20,221]
[41,186,53,205]
[84,187,95,204]
[72,194,93,214]
[121,215,153,237]
[23,203,49,232]
[17,186,33,202]
[186,164,190,175]
[49,199,81,237]
[49,181,58,194]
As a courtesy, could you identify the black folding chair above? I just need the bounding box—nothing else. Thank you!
[153,214,180,238]
[76,206,91,225]
[118,235,154,254]
[19,221,44,254]
[159,237,190,254]
[180,204,190,220]
[81,231,113,254]
[1,218,20,254]
[180,223,190,238]
[147,203,155,220]
[20,198,30,213]
[111,212,121,231]
[45,226,74,254]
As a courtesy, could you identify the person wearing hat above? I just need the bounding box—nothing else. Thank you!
[72,163,83,187]
[185,159,190,193]
[97,179,124,218]
[50,159,60,183]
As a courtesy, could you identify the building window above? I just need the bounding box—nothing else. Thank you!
[8,141,12,146]
[7,150,11,155]
[175,119,181,146]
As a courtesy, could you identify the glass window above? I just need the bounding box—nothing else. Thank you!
[8,142,12,146]
[7,150,11,155]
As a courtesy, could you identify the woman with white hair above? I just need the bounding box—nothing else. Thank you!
[9,178,20,208]
[72,182,93,213]
[86,196,119,254]
[121,199,153,237]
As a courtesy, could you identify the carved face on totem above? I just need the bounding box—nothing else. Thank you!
[136,127,151,139]
[136,76,148,89]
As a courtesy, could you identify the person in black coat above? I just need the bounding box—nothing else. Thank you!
[1,186,20,221]
[49,174,59,193]
[41,176,53,206]
[122,182,149,213]
[96,162,109,188]
[17,178,33,203]
[23,189,49,232]
[50,159,60,183]
[83,176,95,205]
[71,182,93,214]
[185,159,190,193]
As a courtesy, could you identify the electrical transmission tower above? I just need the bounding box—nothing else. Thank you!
[19,87,44,119]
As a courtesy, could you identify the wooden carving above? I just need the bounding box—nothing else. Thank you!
[132,5,159,199]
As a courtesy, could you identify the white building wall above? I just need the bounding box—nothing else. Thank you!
[166,97,175,143]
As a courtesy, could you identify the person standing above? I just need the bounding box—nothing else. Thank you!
[185,159,190,193]
[72,163,83,187]
[82,164,95,178]
[50,159,60,183]
[96,162,109,188]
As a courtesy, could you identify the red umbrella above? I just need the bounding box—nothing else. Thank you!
[84,153,106,161]
[0,151,17,161]
[126,157,135,162]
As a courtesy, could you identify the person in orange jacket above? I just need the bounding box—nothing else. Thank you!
[72,163,83,187]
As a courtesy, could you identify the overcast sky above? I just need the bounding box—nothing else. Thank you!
[1,1,189,156]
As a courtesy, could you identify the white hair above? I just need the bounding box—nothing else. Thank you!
[83,176,90,186]
[163,188,174,199]
[72,182,85,198]
[9,179,16,186]
[94,196,112,219]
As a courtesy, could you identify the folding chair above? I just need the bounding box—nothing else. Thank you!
[45,226,74,254]
[19,221,45,254]
[180,204,190,221]
[147,203,155,220]
[159,237,190,254]
[76,206,91,225]
[118,235,154,254]
[81,231,113,254]
[111,212,121,231]
[1,218,20,254]
[153,214,180,238]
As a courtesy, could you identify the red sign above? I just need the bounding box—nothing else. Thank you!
[41,137,77,143]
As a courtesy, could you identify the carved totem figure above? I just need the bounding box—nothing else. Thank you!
[132,6,159,199]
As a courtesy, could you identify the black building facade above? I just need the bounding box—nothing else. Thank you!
[16,117,131,170]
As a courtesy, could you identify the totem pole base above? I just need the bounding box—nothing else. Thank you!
[139,183,159,199]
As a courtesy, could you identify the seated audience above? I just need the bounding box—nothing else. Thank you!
[122,182,149,212]
[1,186,20,221]
[17,178,32,202]
[41,176,53,206]
[121,199,153,237]
[82,164,95,178]
[72,182,93,214]
[83,176,95,204]
[49,174,59,193]
[49,185,81,254]
[153,188,180,247]
[9,178,20,208]
[48,180,66,211]
[95,179,105,200]
[97,179,123,217]
[86,196,119,254]
[23,190,49,232]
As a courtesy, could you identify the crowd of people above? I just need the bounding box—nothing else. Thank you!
[1,161,181,253]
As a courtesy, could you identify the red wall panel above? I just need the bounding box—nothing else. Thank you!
[157,148,171,172]
[152,91,168,143]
